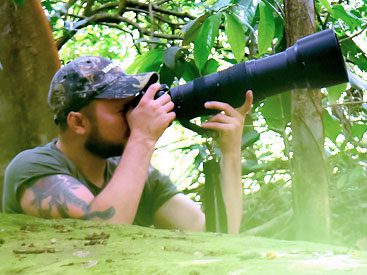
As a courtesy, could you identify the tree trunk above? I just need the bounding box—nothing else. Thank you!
[285,0,331,242]
[0,0,60,209]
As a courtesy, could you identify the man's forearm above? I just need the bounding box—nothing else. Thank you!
[90,135,155,224]
[220,151,243,234]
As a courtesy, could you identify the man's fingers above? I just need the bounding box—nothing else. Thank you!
[237,90,253,115]
[143,83,161,100]
[204,101,237,117]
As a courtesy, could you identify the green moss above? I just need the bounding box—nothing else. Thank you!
[0,213,366,274]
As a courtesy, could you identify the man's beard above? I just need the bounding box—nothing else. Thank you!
[84,123,124,159]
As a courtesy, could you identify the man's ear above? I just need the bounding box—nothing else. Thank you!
[66,111,89,135]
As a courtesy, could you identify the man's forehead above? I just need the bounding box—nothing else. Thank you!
[93,98,133,108]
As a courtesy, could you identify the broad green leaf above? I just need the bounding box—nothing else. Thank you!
[242,129,260,148]
[210,0,231,11]
[332,5,363,31]
[326,83,347,103]
[182,13,211,46]
[260,92,291,132]
[126,49,163,74]
[351,124,366,140]
[273,15,284,45]
[323,109,342,142]
[182,61,200,82]
[194,13,222,73]
[258,2,275,55]
[202,58,220,75]
[159,64,175,86]
[319,0,333,13]
[340,39,367,71]
[225,12,246,63]
[163,46,182,70]
[230,1,257,33]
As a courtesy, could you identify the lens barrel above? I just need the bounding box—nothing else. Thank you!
[170,29,348,119]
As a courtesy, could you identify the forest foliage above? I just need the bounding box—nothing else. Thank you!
[14,0,367,244]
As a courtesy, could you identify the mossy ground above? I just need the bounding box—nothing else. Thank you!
[0,213,366,274]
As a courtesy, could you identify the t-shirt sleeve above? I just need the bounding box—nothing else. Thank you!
[134,166,181,226]
[3,149,72,213]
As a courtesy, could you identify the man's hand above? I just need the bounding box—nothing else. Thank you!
[126,83,176,143]
[200,90,253,153]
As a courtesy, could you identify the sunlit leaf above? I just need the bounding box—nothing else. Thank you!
[225,12,246,63]
[340,38,367,71]
[209,0,231,11]
[126,49,163,74]
[230,0,257,33]
[182,13,211,46]
[332,5,363,31]
[260,93,291,132]
[258,1,275,55]
[202,58,220,75]
[319,0,333,13]
[242,129,260,148]
[194,12,222,73]
[323,109,342,142]
[326,83,347,103]
[351,124,366,140]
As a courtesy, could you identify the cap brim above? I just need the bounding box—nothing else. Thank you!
[94,72,159,99]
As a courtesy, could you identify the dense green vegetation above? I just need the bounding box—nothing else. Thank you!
[8,0,366,244]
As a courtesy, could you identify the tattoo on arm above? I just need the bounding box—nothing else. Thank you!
[28,175,115,220]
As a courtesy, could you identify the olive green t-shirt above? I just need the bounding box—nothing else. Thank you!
[2,140,179,227]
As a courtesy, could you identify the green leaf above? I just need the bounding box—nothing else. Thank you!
[242,129,260,148]
[225,12,246,63]
[230,1,257,33]
[260,92,291,132]
[326,83,347,103]
[258,1,275,55]
[210,0,231,11]
[340,38,367,71]
[332,5,363,31]
[126,49,163,74]
[351,124,366,140]
[182,13,211,46]
[202,58,220,76]
[323,109,342,142]
[194,12,222,73]
[182,61,200,82]
[319,0,333,13]
[159,64,175,87]
[162,46,182,70]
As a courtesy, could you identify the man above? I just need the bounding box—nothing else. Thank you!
[3,56,252,234]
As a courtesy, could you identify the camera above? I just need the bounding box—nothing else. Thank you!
[135,29,348,119]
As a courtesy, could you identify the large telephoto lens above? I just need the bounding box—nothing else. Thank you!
[170,29,348,120]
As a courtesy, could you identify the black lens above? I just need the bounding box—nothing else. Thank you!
[170,29,348,119]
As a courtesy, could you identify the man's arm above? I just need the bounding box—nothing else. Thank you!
[201,91,253,234]
[21,84,176,223]
[152,91,252,234]
[20,175,113,219]
[153,193,205,231]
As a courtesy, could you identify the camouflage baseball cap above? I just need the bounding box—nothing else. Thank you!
[48,56,158,124]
